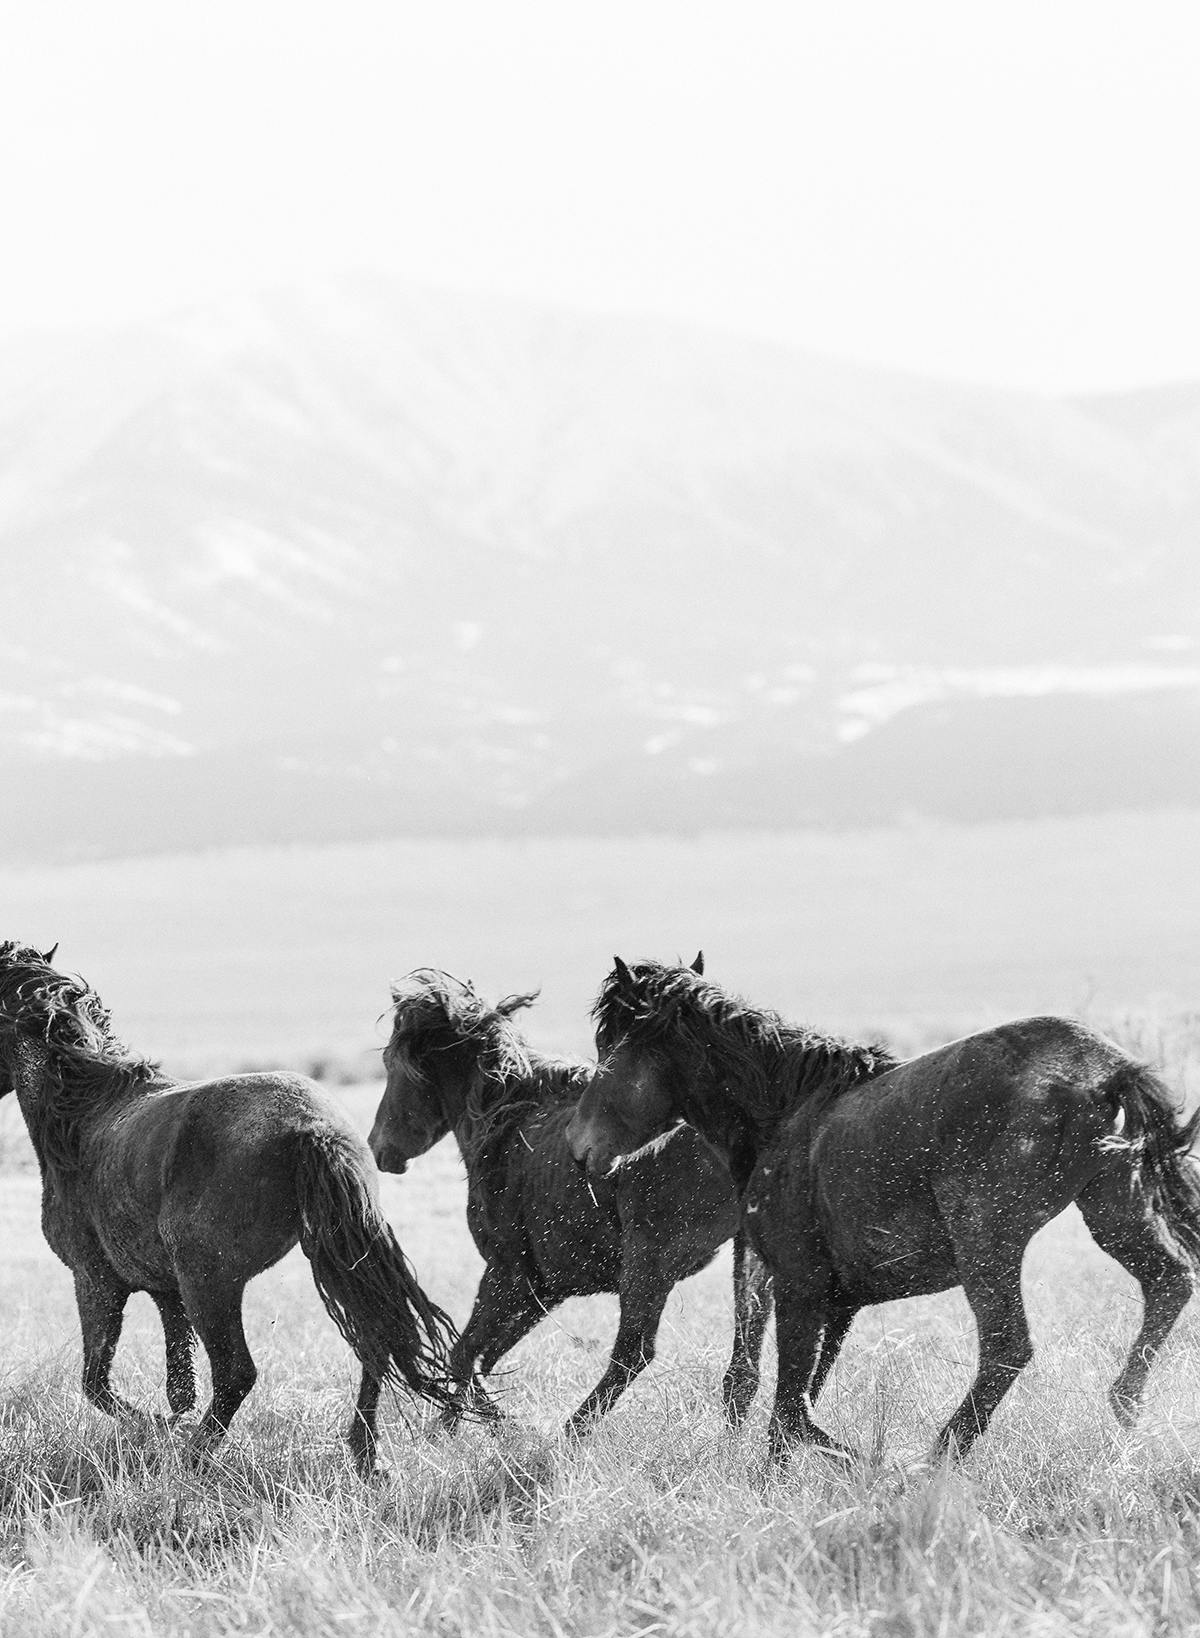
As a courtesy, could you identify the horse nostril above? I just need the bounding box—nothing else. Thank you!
[372,1143,408,1175]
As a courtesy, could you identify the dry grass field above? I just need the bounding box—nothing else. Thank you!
[2,818,1200,1634]
[3,1069,1200,1637]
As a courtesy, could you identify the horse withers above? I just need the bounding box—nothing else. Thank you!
[0,942,458,1477]
[368,968,773,1433]
[567,955,1200,1465]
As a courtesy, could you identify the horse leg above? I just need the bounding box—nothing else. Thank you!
[767,1265,856,1465]
[565,1251,670,1435]
[1076,1167,1195,1427]
[350,1264,543,1474]
[722,1233,775,1426]
[152,1291,197,1421]
[935,1246,1031,1458]
[441,1261,547,1432]
[178,1276,258,1461]
[348,1369,385,1477]
[808,1302,856,1403]
[74,1266,138,1418]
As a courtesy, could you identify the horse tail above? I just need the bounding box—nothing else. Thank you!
[294,1126,458,1410]
[1107,1062,1200,1269]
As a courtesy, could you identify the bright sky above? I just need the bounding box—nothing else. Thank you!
[4,0,1199,390]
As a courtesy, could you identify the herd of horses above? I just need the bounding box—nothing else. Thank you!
[1,938,1198,1481]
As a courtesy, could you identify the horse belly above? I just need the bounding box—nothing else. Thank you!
[526,1215,623,1297]
[821,1177,959,1304]
[833,1213,960,1303]
[101,1222,178,1289]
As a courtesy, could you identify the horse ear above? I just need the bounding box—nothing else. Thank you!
[690,950,704,975]
[498,989,539,1017]
[42,943,59,964]
[612,955,634,990]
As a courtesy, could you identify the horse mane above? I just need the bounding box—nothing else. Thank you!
[0,941,164,1172]
[592,959,898,1134]
[387,969,591,1172]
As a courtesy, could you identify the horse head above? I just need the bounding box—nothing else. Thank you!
[369,970,538,1172]
[566,953,697,1177]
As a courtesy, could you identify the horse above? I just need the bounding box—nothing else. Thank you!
[367,968,774,1433]
[567,954,1200,1465]
[0,941,458,1477]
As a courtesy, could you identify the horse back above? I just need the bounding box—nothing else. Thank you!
[774,1014,1133,1301]
[157,1070,368,1189]
[821,1014,1129,1159]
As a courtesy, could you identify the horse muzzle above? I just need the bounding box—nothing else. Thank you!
[565,1115,617,1179]
[368,1139,410,1175]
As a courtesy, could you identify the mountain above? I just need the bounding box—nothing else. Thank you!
[1,276,1198,860]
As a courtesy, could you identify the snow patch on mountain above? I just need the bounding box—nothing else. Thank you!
[838,663,1200,742]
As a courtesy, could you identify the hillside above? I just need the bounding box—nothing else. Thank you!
[2,278,1198,859]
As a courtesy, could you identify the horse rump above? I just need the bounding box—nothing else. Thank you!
[293,1127,459,1411]
[1107,1062,1200,1268]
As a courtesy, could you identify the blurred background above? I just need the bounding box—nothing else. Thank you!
[2,1,1198,1082]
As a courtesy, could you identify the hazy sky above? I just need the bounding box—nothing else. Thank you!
[4,0,1199,390]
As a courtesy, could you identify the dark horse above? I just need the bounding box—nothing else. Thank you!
[568,956,1200,1464]
[0,942,458,1476]
[367,968,774,1432]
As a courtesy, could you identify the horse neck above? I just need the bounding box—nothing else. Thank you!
[450,1048,573,1179]
[692,1094,762,1197]
[448,1056,524,1169]
[682,1032,787,1158]
[690,1026,870,1165]
[762,1028,890,1129]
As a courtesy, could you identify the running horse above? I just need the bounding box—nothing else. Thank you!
[568,955,1200,1464]
[368,968,774,1432]
[0,942,458,1476]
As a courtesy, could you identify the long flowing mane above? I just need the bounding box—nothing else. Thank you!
[593,959,898,1134]
[0,941,164,1171]
[387,970,591,1170]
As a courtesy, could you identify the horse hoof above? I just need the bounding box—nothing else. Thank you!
[1108,1386,1140,1429]
[768,1433,857,1470]
[819,1439,858,1467]
[183,1428,223,1470]
[901,1454,934,1478]
[722,1370,760,1428]
[116,1404,158,1427]
[722,1393,756,1430]
[356,1456,391,1484]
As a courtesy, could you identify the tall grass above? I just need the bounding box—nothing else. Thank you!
[3,1336,1200,1637]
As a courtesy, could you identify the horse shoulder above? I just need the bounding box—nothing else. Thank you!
[39,1177,91,1269]
[463,1108,555,1252]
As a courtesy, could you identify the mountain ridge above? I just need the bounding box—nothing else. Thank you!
[2,277,1197,861]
